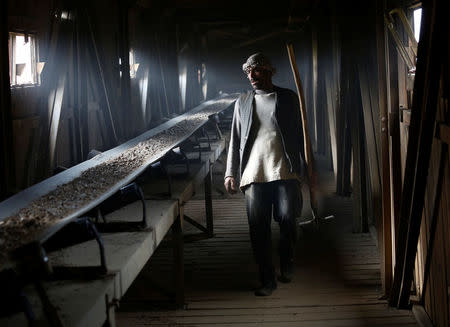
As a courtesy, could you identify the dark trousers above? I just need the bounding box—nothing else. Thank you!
[244,179,302,284]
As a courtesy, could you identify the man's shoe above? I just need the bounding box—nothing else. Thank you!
[254,281,277,296]
[278,262,294,283]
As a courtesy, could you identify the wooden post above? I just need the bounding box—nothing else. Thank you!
[325,74,338,176]
[357,63,382,222]
[311,26,319,153]
[376,0,393,296]
[420,142,447,303]
[86,10,119,145]
[335,80,345,195]
[72,10,83,163]
[118,0,132,138]
[155,32,171,118]
[48,72,67,169]
[349,64,368,233]
[387,20,402,261]
[47,20,72,169]
[336,48,352,197]
[76,11,89,160]
[0,0,15,199]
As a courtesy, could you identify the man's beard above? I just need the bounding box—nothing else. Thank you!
[251,79,263,89]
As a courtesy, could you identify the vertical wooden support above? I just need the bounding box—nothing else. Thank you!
[390,0,446,308]
[117,0,132,138]
[336,55,352,196]
[155,31,170,118]
[387,23,402,257]
[172,205,184,308]
[342,109,352,196]
[0,0,15,199]
[358,63,382,221]
[48,73,67,168]
[311,26,319,152]
[75,10,89,160]
[47,19,72,169]
[335,63,346,195]
[420,142,448,303]
[325,75,338,175]
[349,65,368,233]
[72,11,83,163]
[86,10,119,145]
[204,168,214,237]
[376,0,393,296]
[324,9,340,177]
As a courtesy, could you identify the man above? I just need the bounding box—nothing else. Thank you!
[224,53,307,296]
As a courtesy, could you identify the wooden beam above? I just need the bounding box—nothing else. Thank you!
[86,10,119,145]
[0,0,15,199]
[46,17,73,170]
[155,32,170,118]
[387,25,402,255]
[231,30,283,50]
[349,64,368,233]
[75,9,88,161]
[376,0,393,296]
[336,48,352,196]
[48,72,67,168]
[72,13,83,164]
[357,63,382,216]
[420,142,447,303]
[118,0,132,138]
[312,26,319,153]
[437,123,450,145]
[389,0,447,308]
[325,74,338,176]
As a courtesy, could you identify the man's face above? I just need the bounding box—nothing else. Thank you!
[246,67,272,90]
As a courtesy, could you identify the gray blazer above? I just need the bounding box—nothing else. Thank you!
[225,85,306,181]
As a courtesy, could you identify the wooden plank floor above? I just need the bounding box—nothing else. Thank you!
[116,167,417,327]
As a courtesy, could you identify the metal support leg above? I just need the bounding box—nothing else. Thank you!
[33,280,63,327]
[204,169,214,237]
[172,207,184,308]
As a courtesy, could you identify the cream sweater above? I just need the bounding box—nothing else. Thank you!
[240,90,299,189]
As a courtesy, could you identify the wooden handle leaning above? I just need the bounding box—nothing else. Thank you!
[286,43,317,210]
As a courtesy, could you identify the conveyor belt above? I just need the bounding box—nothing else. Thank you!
[0,94,238,265]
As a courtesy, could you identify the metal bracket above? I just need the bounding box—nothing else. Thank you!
[43,218,108,279]
[93,182,148,232]
[384,9,417,72]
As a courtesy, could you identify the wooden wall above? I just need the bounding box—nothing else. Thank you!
[413,69,449,326]
[387,0,449,325]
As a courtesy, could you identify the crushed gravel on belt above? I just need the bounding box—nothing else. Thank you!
[0,97,236,263]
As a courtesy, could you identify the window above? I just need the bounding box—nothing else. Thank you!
[129,49,139,78]
[413,8,422,42]
[9,32,40,86]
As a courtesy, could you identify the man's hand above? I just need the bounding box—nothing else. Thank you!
[224,176,238,194]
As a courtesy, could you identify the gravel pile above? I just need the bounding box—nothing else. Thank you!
[0,97,236,263]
